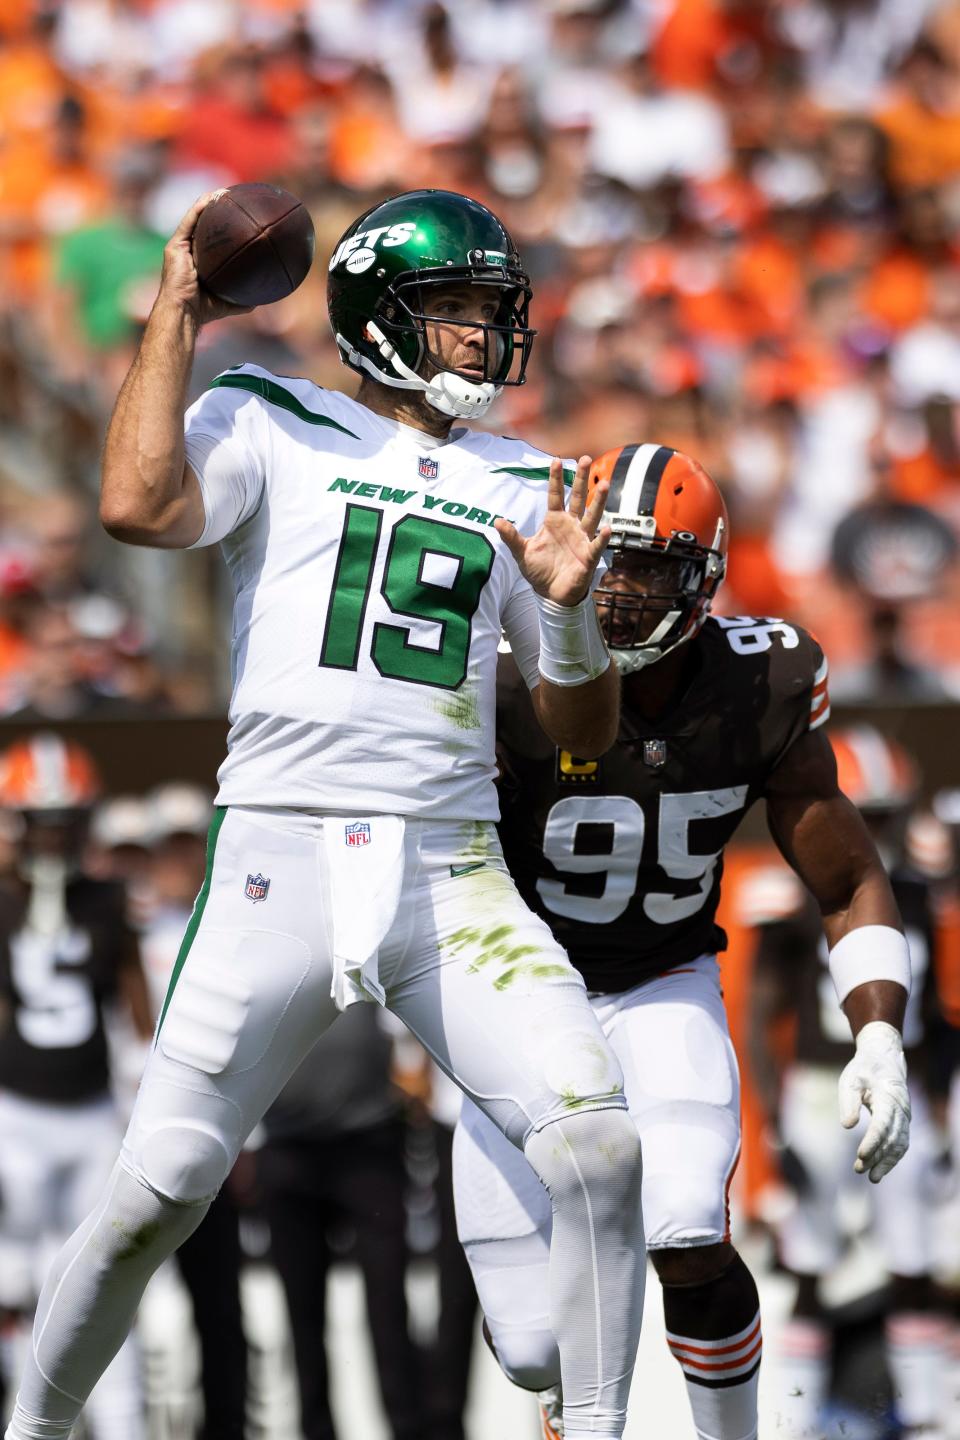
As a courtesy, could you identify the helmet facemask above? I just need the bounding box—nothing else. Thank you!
[344,266,535,420]
[595,544,723,673]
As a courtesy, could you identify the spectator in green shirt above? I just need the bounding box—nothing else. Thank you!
[52,147,166,396]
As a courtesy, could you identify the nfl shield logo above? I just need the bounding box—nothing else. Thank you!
[418,456,439,480]
[345,821,371,847]
[643,739,668,769]
[244,873,270,903]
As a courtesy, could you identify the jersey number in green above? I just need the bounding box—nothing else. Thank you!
[319,505,495,689]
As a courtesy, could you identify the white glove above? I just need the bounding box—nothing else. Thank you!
[838,1021,911,1183]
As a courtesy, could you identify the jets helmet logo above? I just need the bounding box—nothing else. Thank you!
[328,222,417,273]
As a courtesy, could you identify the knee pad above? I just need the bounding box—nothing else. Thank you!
[529,1100,641,1192]
[526,1106,641,1210]
[487,1321,559,1393]
[125,1114,231,1205]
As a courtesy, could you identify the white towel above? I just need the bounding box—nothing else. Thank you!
[321,815,406,1009]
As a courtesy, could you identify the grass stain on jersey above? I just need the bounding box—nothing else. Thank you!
[112,1217,163,1261]
[433,684,480,731]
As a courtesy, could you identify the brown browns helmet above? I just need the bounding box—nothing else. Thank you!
[588,443,728,670]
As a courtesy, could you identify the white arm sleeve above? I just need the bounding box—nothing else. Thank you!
[183,386,266,548]
[501,555,609,692]
[501,576,541,690]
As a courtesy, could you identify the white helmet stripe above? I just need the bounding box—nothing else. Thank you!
[610,443,667,517]
[31,735,69,808]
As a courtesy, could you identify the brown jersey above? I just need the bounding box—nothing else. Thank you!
[496,615,828,993]
[0,875,136,1103]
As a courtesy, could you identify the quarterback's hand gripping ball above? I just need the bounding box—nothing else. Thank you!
[838,1020,911,1182]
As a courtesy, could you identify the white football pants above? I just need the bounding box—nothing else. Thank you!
[454,956,742,1389]
[8,807,644,1440]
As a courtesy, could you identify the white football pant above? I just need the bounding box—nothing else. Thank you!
[454,956,742,1389]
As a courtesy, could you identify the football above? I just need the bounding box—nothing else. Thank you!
[192,182,315,308]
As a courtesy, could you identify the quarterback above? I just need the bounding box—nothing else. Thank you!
[455,445,913,1440]
[5,190,647,1440]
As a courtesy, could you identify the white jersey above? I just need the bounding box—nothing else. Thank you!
[184,363,566,818]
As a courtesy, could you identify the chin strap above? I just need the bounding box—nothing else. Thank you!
[336,324,501,420]
[610,610,683,673]
[609,605,712,674]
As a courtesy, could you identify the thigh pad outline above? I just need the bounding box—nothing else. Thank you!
[158,928,312,1077]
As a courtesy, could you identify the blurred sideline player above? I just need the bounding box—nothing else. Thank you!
[0,735,153,1440]
[454,445,913,1440]
[747,730,952,1438]
[7,187,646,1440]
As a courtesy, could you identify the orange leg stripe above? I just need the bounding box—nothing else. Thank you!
[671,1335,763,1374]
[668,1316,762,1360]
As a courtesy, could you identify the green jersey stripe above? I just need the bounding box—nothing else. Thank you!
[491,464,575,486]
[155,805,227,1040]
[211,374,360,438]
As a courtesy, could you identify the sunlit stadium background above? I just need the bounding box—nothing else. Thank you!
[1,0,960,1436]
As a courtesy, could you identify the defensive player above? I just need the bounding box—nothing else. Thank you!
[747,727,949,1439]
[5,190,646,1440]
[453,444,913,1440]
[0,735,153,1440]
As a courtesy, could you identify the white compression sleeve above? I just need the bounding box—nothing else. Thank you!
[524,1108,645,1439]
[6,1166,206,1440]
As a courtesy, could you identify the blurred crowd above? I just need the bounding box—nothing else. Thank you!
[2,0,960,709]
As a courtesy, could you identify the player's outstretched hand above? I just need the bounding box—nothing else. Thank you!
[159,192,254,327]
[494,456,612,606]
[838,1020,911,1183]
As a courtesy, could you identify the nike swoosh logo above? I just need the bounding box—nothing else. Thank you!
[450,861,486,878]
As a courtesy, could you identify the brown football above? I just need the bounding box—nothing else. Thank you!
[192,183,315,307]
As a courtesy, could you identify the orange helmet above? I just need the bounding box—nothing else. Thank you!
[588,443,728,669]
[0,734,101,813]
[831,727,917,812]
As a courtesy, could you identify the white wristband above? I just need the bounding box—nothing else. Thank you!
[828,925,912,1006]
[535,594,611,687]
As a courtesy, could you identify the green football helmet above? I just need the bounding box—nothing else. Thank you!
[327,189,536,420]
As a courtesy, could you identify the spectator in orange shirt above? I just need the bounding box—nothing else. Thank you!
[0,93,110,303]
[326,64,413,195]
[875,37,960,188]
